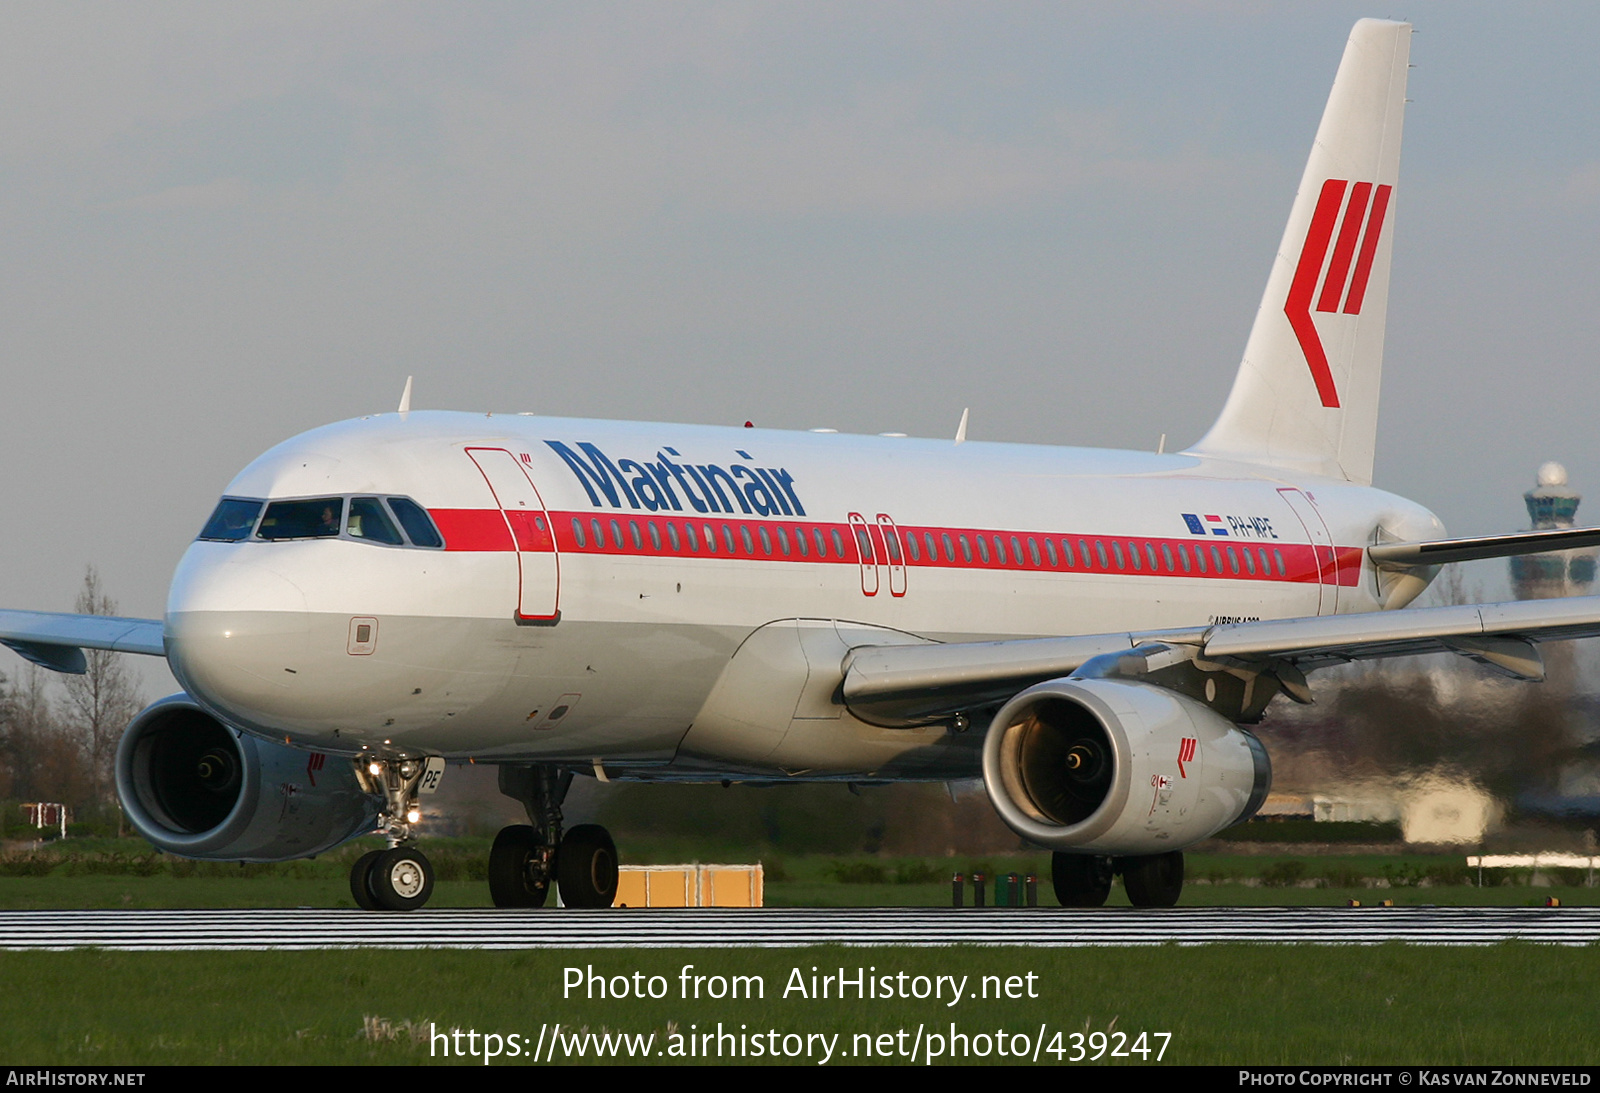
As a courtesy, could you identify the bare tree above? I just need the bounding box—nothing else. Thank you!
[61,567,143,814]
[0,662,93,816]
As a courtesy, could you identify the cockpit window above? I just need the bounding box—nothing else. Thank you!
[257,498,345,540]
[387,497,444,548]
[347,497,404,545]
[204,493,443,548]
[198,498,263,541]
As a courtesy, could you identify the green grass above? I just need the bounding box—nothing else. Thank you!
[1,842,1594,909]
[3,945,1598,1065]
[3,840,1598,1065]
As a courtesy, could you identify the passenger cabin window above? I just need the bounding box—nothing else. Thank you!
[198,498,263,541]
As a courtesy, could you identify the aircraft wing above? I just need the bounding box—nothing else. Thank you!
[0,610,166,674]
[842,594,1600,725]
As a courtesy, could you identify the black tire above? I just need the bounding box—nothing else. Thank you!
[488,824,551,908]
[557,824,619,909]
[349,850,383,911]
[1051,852,1113,907]
[1122,851,1184,907]
[369,847,434,911]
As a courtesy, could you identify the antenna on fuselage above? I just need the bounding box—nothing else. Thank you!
[397,376,413,415]
[954,407,969,445]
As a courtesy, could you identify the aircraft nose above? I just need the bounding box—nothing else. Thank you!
[165,546,312,730]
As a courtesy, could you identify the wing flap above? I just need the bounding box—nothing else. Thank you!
[839,595,1600,725]
[1204,596,1600,662]
[842,628,1209,725]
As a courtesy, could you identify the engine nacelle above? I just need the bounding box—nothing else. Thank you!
[982,677,1271,854]
[116,694,379,861]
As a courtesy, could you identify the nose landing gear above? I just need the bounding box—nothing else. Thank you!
[493,765,619,909]
[350,755,441,911]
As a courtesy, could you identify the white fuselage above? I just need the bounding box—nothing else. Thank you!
[164,410,1442,780]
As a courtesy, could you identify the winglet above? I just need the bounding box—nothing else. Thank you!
[397,376,413,415]
[954,408,969,445]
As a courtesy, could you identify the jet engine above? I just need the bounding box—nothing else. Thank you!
[981,677,1271,854]
[116,694,379,861]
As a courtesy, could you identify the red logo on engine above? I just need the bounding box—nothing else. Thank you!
[1285,179,1393,409]
[1177,737,1197,778]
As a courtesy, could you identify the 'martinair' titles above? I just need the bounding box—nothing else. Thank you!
[546,441,807,518]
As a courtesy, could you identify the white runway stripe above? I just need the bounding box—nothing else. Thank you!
[1,907,1597,950]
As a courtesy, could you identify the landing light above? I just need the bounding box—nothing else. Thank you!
[405,809,421,824]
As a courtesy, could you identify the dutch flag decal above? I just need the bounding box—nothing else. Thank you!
[1182,514,1228,536]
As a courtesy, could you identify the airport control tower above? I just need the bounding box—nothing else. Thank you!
[1510,462,1598,599]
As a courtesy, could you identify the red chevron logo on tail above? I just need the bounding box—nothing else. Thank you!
[1284,178,1393,409]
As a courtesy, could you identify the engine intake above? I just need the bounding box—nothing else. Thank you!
[983,677,1270,854]
[117,694,379,861]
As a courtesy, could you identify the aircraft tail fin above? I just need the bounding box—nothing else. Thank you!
[1186,19,1411,485]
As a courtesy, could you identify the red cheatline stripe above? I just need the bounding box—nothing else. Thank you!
[430,508,512,550]
[1284,178,1347,409]
[428,508,1362,586]
[1342,183,1392,315]
[1317,181,1372,313]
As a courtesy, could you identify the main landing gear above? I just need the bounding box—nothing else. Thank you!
[350,756,441,911]
[492,765,619,909]
[1052,850,1185,908]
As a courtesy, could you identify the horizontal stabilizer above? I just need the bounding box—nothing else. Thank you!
[1369,526,1600,567]
[0,610,166,674]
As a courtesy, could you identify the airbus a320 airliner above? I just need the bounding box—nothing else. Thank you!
[6,19,1599,912]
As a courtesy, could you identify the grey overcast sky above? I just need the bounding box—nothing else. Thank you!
[2,2,1597,687]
